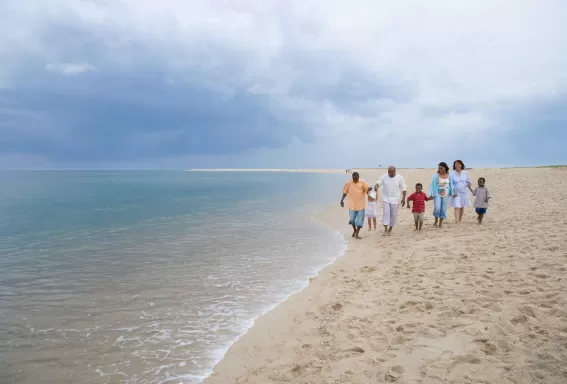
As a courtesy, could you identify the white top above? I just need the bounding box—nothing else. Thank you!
[438,177,450,198]
[377,173,406,204]
[368,190,377,200]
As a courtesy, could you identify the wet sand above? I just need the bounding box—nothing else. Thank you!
[203,167,567,384]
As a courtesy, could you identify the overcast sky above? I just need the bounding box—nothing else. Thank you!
[1,0,566,169]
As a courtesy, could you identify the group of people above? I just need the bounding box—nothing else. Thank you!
[340,161,492,239]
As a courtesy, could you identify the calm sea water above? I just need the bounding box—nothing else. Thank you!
[0,171,346,384]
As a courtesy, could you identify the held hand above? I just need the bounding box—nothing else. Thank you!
[340,201,344,208]
[453,193,457,198]
[401,200,405,208]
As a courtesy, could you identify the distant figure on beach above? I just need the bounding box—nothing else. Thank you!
[366,187,378,231]
[375,166,406,236]
[340,172,369,239]
[473,177,491,224]
[450,160,473,225]
[428,162,454,228]
[407,183,432,231]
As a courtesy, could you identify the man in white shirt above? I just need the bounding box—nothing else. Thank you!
[375,166,406,235]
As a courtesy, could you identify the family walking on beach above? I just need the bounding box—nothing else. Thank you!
[340,161,492,239]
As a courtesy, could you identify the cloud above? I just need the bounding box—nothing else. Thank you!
[1,0,566,168]
[45,62,96,75]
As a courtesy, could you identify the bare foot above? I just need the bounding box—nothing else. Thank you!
[352,232,356,237]
[386,232,392,236]
[355,235,362,240]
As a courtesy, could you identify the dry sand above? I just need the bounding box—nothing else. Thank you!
[203,167,567,384]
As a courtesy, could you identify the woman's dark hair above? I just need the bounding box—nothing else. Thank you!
[452,160,465,170]
[438,162,449,173]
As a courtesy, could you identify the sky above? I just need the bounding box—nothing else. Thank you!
[1,0,566,169]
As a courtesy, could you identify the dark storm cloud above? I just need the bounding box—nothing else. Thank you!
[0,68,310,162]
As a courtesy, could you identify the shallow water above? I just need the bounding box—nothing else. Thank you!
[0,171,345,384]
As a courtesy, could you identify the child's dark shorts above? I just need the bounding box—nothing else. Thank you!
[475,208,487,214]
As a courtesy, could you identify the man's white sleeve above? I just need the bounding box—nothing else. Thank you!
[400,175,407,191]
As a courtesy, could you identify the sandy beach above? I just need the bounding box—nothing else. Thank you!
[203,167,567,384]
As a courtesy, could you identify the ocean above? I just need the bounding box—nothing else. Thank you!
[0,171,346,384]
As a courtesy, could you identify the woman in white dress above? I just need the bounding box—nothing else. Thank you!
[450,160,473,224]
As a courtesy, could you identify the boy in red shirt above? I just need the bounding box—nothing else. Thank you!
[407,183,432,230]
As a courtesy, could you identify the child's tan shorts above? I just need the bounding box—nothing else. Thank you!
[413,212,424,222]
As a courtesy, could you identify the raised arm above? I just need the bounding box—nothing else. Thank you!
[374,175,382,191]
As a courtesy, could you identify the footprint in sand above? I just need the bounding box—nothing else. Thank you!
[385,365,405,382]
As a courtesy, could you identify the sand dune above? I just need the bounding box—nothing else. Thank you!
[203,167,567,384]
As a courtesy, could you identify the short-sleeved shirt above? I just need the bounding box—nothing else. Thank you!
[407,192,429,213]
[343,180,369,211]
[377,174,406,204]
[450,171,471,193]
[473,187,491,208]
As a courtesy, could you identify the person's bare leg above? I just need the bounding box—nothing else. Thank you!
[387,226,393,236]
[458,208,464,224]
[373,218,377,230]
[351,224,357,237]
[454,208,459,224]
[419,221,423,230]
[355,226,362,239]
[478,213,484,224]
[439,218,444,228]
[434,217,439,227]
[414,221,418,230]
[367,217,372,231]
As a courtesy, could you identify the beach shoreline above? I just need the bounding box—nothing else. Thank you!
[185,168,346,173]
[202,167,567,384]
